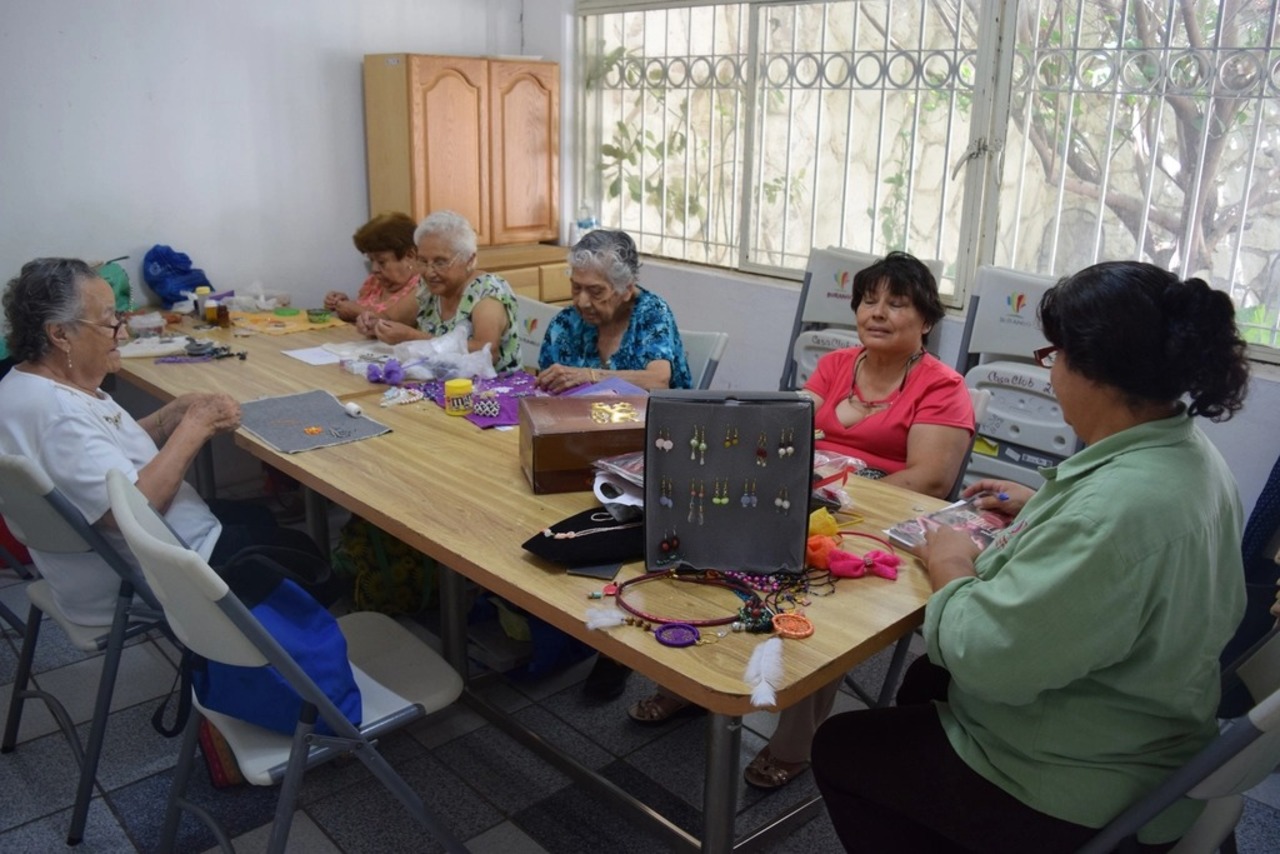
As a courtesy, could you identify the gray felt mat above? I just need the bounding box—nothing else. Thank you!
[239,389,390,453]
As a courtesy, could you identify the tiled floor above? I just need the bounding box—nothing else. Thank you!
[2,560,1278,853]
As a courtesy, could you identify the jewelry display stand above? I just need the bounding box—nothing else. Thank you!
[644,391,814,574]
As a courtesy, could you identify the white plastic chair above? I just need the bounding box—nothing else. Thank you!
[0,453,168,845]
[1079,626,1280,853]
[682,329,729,390]
[105,469,466,854]
[514,293,563,372]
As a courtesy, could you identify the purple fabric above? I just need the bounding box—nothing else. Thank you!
[413,371,547,429]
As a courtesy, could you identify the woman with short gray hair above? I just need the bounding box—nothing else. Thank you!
[357,211,520,372]
[537,229,691,391]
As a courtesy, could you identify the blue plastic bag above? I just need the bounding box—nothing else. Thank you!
[143,244,211,308]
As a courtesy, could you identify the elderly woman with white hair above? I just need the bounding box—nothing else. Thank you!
[536,229,692,392]
[356,210,521,372]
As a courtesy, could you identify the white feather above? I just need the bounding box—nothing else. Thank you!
[585,606,626,630]
[744,637,784,707]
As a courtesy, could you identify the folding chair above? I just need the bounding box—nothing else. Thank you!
[513,293,563,372]
[955,265,1078,489]
[0,537,32,634]
[681,329,729,390]
[1079,626,1280,854]
[105,469,466,854]
[0,452,168,845]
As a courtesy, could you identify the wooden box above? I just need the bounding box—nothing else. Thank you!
[519,396,649,494]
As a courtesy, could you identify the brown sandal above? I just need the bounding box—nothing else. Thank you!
[627,693,702,725]
[743,747,810,790]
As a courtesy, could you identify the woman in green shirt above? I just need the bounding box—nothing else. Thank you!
[812,261,1250,853]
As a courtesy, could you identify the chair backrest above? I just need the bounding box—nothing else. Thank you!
[0,452,154,603]
[779,246,943,390]
[1079,628,1280,854]
[946,388,992,501]
[956,266,1078,489]
[105,469,263,667]
[513,294,563,372]
[682,329,729,390]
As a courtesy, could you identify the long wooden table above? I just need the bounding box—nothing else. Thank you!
[117,320,947,851]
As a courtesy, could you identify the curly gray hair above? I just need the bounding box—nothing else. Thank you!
[3,258,95,363]
[568,230,640,293]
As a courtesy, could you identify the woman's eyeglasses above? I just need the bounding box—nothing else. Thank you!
[1032,345,1059,368]
[79,313,126,336]
[415,254,461,273]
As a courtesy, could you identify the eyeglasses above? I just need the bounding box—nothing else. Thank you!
[79,313,126,337]
[1032,345,1059,368]
[414,253,462,273]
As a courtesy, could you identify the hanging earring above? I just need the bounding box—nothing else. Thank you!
[782,428,795,457]
[689,426,700,461]
[698,480,706,526]
[723,426,739,448]
[750,479,758,507]
[655,427,673,452]
[66,346,73,371]
[698,426,707,466]
[775,487,790,514]
[688,479,698,524]
[740,478,751,508]
[756,432,768,467]
[659,476,673,508]
[713,479,726,506]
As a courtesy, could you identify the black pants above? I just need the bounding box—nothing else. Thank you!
[206,500,343,607]
[811,657,1176,854]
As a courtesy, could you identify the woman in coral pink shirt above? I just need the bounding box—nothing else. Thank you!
[323,212,421,322]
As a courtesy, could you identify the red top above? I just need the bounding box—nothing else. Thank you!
[805,346,973,473]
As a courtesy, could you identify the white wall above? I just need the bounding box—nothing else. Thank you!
[4,0,1276,518]
[0,0,521,306]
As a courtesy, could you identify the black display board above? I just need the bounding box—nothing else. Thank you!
[644,391,814,574]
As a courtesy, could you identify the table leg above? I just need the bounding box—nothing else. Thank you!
[703,712,742,853]
[303,488,329,551]
[194,445,216,501]
[438,565,469,682]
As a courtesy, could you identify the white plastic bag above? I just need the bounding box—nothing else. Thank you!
[323,322,497,381]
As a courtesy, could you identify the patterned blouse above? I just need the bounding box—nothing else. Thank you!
[355,273,420,315]
[538,287,692,389]
[414,272,521,373]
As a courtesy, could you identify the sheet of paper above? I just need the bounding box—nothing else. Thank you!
[282,346,341,366]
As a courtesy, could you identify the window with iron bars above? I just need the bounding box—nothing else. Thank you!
[577,0,1280,360]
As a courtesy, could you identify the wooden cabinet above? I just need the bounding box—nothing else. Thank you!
[477,244,571,303]
[363,54,560,246]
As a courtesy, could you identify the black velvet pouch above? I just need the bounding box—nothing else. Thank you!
[522,506,644,568]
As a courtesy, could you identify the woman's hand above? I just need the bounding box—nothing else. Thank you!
[369,319,421,345]
[919,521,981,591]
[963,479,1035,518]
[537,363,597,393]
[323,290,349,311]
[183,393,242,438]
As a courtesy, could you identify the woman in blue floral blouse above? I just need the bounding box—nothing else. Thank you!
[356,211,521,373]
[536,230,692,391]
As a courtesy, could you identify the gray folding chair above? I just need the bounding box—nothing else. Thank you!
[681,329,729,390]
[105,468,466,854]
[0,539,33,634]
[0,452,168,845]
[1078,626,1280,854]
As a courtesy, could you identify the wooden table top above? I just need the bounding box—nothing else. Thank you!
[117,319,947,716]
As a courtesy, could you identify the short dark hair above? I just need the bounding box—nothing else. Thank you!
[850,251,944,344]
[3,258,96,363]
[352,212,418,258]
[1039,260,1250,421]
